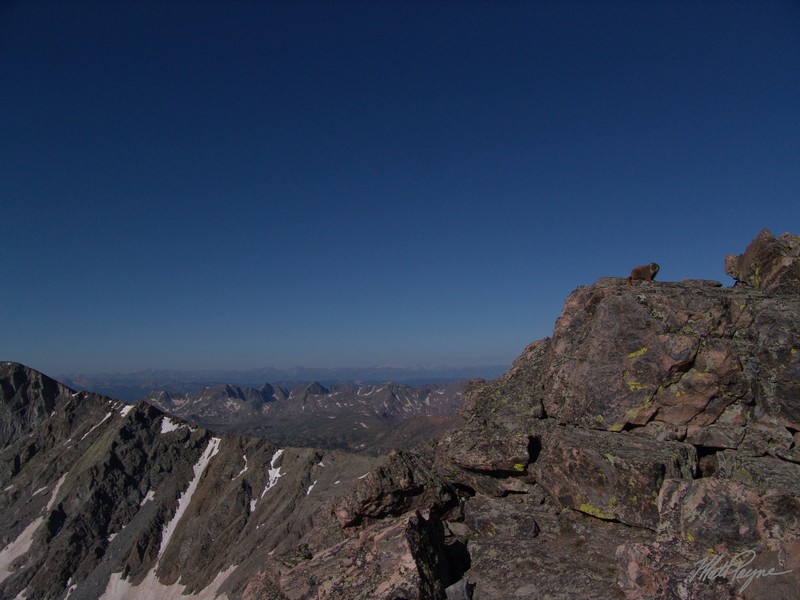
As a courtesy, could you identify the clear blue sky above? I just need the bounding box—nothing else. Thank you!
[2,1,798,376]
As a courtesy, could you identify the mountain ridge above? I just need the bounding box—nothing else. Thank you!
[57,365,507,402]
[144,380,464,453]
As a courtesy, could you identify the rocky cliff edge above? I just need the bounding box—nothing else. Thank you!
[286,228,800,599]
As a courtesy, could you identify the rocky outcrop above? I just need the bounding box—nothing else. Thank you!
[0,362,74,449]
[426,230,799,598]
[725,228,800,294]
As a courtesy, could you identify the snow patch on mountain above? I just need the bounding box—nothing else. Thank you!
[158,437,221,557]
[1,475,66,583]
[251,449,284,512]
[80,411,112,440]
[140,490,155,506]
[159,417,184,434]
[0,516,43,583]
[102,564,235,600]
[235,454,248,478]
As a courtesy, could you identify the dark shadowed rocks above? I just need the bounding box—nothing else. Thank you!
[0,362,73,449]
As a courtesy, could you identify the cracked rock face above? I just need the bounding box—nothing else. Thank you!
[2,229,799,600]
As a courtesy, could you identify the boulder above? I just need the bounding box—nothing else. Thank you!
[725,228,800,294]
[530,424,696,529]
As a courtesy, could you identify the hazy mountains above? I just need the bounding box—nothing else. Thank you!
[145,381,465,454]
[59,364,506,402]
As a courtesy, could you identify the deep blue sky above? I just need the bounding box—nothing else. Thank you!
[2,1,799,376]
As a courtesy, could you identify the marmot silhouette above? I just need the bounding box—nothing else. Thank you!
[627,263,659,285]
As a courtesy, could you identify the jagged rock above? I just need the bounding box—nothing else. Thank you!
[459,493,648,599]
[725,228,800,293]
[436,340,548,494]
[685,423,745,449]
[431,230,799,597]
[0,362,74,449]
[461,339,549,432]
[333,445,459,528]
[441,426,532,474]
[543,281,761,431]
[278,509,469,600]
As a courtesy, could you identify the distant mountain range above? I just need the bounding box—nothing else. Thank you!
[145,381,466,454]
[58,364,506,402]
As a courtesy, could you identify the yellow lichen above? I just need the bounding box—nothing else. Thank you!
[513,463,526,472]
[627,380,648,392]
[687,532,695,543]
[628,347,648,359]
[609,423,625,432]
[578,503,616,520]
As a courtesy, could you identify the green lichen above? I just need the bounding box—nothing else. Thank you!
[628,347,648,359]
[512,463,526,472]
[604,453,619,466]
[686,532,696,543]
[578,503,616,520]
[609,423,625,432]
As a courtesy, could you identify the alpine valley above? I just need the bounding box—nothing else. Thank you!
[144,381,467,454]
[2,229,799,599]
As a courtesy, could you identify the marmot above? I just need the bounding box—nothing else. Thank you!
[627,263,659,285]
